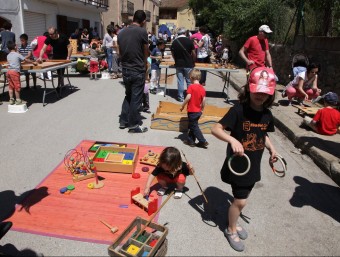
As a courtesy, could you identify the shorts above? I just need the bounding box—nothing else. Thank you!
[89,61,99,73]
[231,183,255,199]
[7,70,21,91]
[157,173,186,184]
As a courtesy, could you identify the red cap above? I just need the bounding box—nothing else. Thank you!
[249,67,276,95]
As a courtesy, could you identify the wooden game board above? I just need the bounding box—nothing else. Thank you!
[293,105,321,116]
[160,61,237,69]
[21,60,71,70]
[151,101,229,134]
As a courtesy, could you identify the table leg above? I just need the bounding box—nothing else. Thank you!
[164,68,168,97]
[2,73,7,100]
[222,71,231,102]
[42,74,59,106]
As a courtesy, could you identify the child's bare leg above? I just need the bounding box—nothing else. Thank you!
[158,179,168,188]
[176,182,185,191]
[228,198,247,234]
[8,88,14,99]
[14,89,21,100]
[94,72,97,79]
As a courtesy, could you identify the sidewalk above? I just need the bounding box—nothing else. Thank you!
[229,68,340,187]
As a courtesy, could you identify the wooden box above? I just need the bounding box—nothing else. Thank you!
[151,101,229,134]
[108,216,168,257]
[92,146,139,174]
[70,39,78,54]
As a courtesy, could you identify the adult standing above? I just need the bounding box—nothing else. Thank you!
[31,32,53,80]
[117,10,149,133]
[0,21,15,61]
[170,27,196,102]
[110,29,122,79]
[239,24,273,71]
[196,26,211,86]
[37,27,72,91]
[102,25,115,74]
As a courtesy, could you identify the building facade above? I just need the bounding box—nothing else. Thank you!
[102,0,160,33]
[0,0,108,42]
[159,0,195,33]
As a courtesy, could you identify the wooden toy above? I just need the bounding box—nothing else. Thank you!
[21,59,71,70]
[293,105,321,116]
[131,187,158,216]
[108,216,168,257]
[139,150,160,167]
[88,141,127,152]
[64,149,96,182]
[100,220,118,234]
[151,101,229,134]
[92,146,139,174]
[91,169,104,189]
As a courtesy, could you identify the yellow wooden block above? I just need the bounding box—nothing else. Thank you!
[122,160,133,165]
[126,244,140,255]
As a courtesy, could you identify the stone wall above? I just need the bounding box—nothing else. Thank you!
[231,36,340,95]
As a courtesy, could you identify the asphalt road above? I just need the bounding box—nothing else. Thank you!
[0,67,339,256]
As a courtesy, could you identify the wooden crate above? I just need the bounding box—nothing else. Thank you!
[151,101,229,134]
[108,216,168,257]
[92,146,139,174]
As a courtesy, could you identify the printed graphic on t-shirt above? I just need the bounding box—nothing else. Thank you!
[242,133,265,151]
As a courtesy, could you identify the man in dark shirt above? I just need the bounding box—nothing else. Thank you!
[0,21,15,61]
[170,27,196,102]
[117,10,149,133]
[37,27,72,90]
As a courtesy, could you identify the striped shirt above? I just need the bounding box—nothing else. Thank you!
[18,44,32,58]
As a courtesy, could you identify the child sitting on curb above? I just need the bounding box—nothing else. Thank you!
[143,147,193,199]
[302,92,340,135]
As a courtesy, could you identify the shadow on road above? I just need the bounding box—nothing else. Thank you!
[289,176,340,223]
[187,186,234,231]
[0,244,42,257]
[298,136,340,159]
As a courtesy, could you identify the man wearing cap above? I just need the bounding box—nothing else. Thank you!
[171,27,196,102]
[239,25,273,71]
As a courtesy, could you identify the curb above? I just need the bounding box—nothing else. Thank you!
[229,76,340,187]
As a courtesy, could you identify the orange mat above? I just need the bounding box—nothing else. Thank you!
[7,140,164,244]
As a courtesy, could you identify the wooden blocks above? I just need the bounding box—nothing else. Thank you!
[139,150,160,167]
[131,187,158,216]
[70,39,78,54]
[92,146,139,174]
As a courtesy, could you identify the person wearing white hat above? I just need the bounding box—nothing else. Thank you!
[239,24,273,71]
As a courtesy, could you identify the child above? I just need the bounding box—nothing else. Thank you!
[180,69,209,148]
[18,33,37,89]
[221,46,230,67]
[149,39,165,94]
[302,92,340,135]
[211,67,278,252]
[89,43,99,80]
[6,41,34,105]
[143,147,192,199]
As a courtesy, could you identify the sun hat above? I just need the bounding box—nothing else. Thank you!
[259,25,273,33]
[249,67,276,95]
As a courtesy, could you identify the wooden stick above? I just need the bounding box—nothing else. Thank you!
[181,150,209,204]
[134,190,174,239]
[100,220,118,234]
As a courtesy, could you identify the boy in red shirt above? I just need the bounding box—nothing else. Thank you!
[302,92,340,135]
[180,69,208,148]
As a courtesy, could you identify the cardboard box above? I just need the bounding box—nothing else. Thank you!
[151,101,229,134]
[92,146,139,174]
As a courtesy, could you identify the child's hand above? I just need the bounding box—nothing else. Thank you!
[144,187,150,196]
[230,139,244,156]
[180,106,184,112]
[187,162,194,175]
[269,151,278,163]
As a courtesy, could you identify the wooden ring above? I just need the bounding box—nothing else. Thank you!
[269,154,287,177]
[227,154,251,176]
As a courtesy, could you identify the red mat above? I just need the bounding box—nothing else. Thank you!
[7,140,164,244]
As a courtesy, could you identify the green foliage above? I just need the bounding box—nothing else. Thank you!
[188,0,340,44]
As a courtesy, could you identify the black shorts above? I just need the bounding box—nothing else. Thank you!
[231,183,255,199]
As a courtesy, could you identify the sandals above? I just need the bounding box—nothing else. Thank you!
[111,74,118,79]
[224,229,245,252]
[173,189,183,199]
[236,224,248,240]
[157,187,168,196]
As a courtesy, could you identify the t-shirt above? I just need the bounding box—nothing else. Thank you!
[243,35,269,70]
[287,71,315,90]
[32,36,52,59]
[150,47,162,70]
[117,24,148,73]
[187,83,206,113]
[90,48,99,61]
[44,34,70,59]
[218,103,274,186]
[170,36,195,68]
[103,33,113,48]
[197,34,210,59]
[7,51,25,72]
[18,44,32,58]
[313,107,340,135]
[0,30,16,53]
[151,162,190,179]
